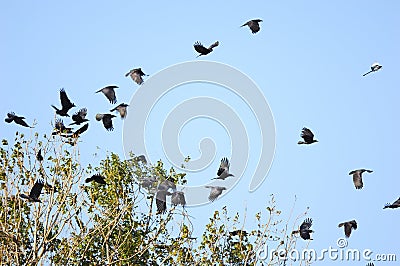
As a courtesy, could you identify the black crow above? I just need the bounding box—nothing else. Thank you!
[110,103,129,119]
[51,88,75,117]
[194,41,219,57]
[19,179,44,202]
[338,220,357,238]
[85,174,107,185]
[349,169,373,189]
[363,62,382,76]
[125,68,148,85]
[95,114,116,131]
[5,112,33,128]
[212,157,234,180]
[292,218,314,240]
[96,85,118,104]
[241,19,263,34]
[70,108,89,125]
[383,197,400,209]
[298,127,318,145]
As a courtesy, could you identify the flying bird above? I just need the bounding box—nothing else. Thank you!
[383,197,400,209]
[70,108,89,125]
[5,112,33,128]
[171,191,186,207]
[71,123,89,138]
[85,174,107,185]
[36,149,43,162]
[194,41,219,57]
[212,157,234,180]
[156,189,172,214]
[19,179,44,202]
[95,114,116,131]
[349,169,373,189]
[363,62,382,76]
[241,19,263,34]
[338,220,357,238]
[140,176,157,189]
[110,103,129,119]
[298,127,318,145]
[52,119,73,135]
[95,85,118,104]
[125,68,148,85]
[51,88,76,117]
[205,186,226,202]
[292,218,314,240]
[158,179,177,192]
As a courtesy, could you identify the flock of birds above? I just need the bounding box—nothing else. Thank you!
[3,17,397,264]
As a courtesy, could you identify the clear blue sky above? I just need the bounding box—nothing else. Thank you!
[1,1,399,265]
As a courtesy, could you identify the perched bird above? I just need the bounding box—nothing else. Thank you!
[297,127,318,145]
[171,191,186,207]
[194,41,219,57]
[96,85,118,104]
[19,179,44,202]
[156,189,172,214]
[36,149,43,162]
[383,197,400,209]
[52,119,73,135]
[85,174,107,185]
[95,114,116,131]
[292,218,314,240]
[212,157,234,180]
[70,108,89,125]
[349,169,373,189]
[5,112,33,128]
[205,186,226,202]
[241,19,263,34]
[51,88,76,117]
[110,103,129,119]
[338,220,357,238]
[125,68,147,85]
[363,62,382,76]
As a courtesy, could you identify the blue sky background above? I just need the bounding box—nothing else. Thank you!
[1,1,399,264]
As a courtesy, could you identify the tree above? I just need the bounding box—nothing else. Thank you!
[0,132,307,265]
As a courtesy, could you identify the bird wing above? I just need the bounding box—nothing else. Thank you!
[102,115,115,131]
[104,88,117,104]
[208,41,219,50]
[60,89,75,110]
[300,218,312,231]
[350,220,357,230]
[133,68,146,76]
[301,127,314,142]
[156,190,170,214]
[130,72,144,85]
[208,187,223,202]
[344,223,352,237]
[217,157,230,176]
[393,197,400,206]
[73,123,89,137]
[29,179,44,199]
[78,108,88,119]
[171,191,185,206]
[352,171,363,189]
[248,21,260,33]
[14,117,31,127]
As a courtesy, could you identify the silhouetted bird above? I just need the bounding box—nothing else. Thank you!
[51,88,75,117]
[194,41,219,57]
[52,119,73,135]
[110,103,129,119]
[141,176,157,189]
[36,149,43,162]
[349,169,373,189]
[298,127,318,145]
[383,197,400,209]
[205,186,226,202]
[292,218,314,240]
[125,68,147,85]
[212,157,234,180]
[171,191,186,207]
[70,108,89,125]
[85,174,107,185]
[241,19,263,34]
[338,220,357,238]
[5,112,33,128]
[96,114,116,131]
[363,62,382,76]
[156,189,172,214]
[96,85,118,104]
[19,179,44,202]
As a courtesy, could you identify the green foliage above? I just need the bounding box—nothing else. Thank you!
[0,133,304,265]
